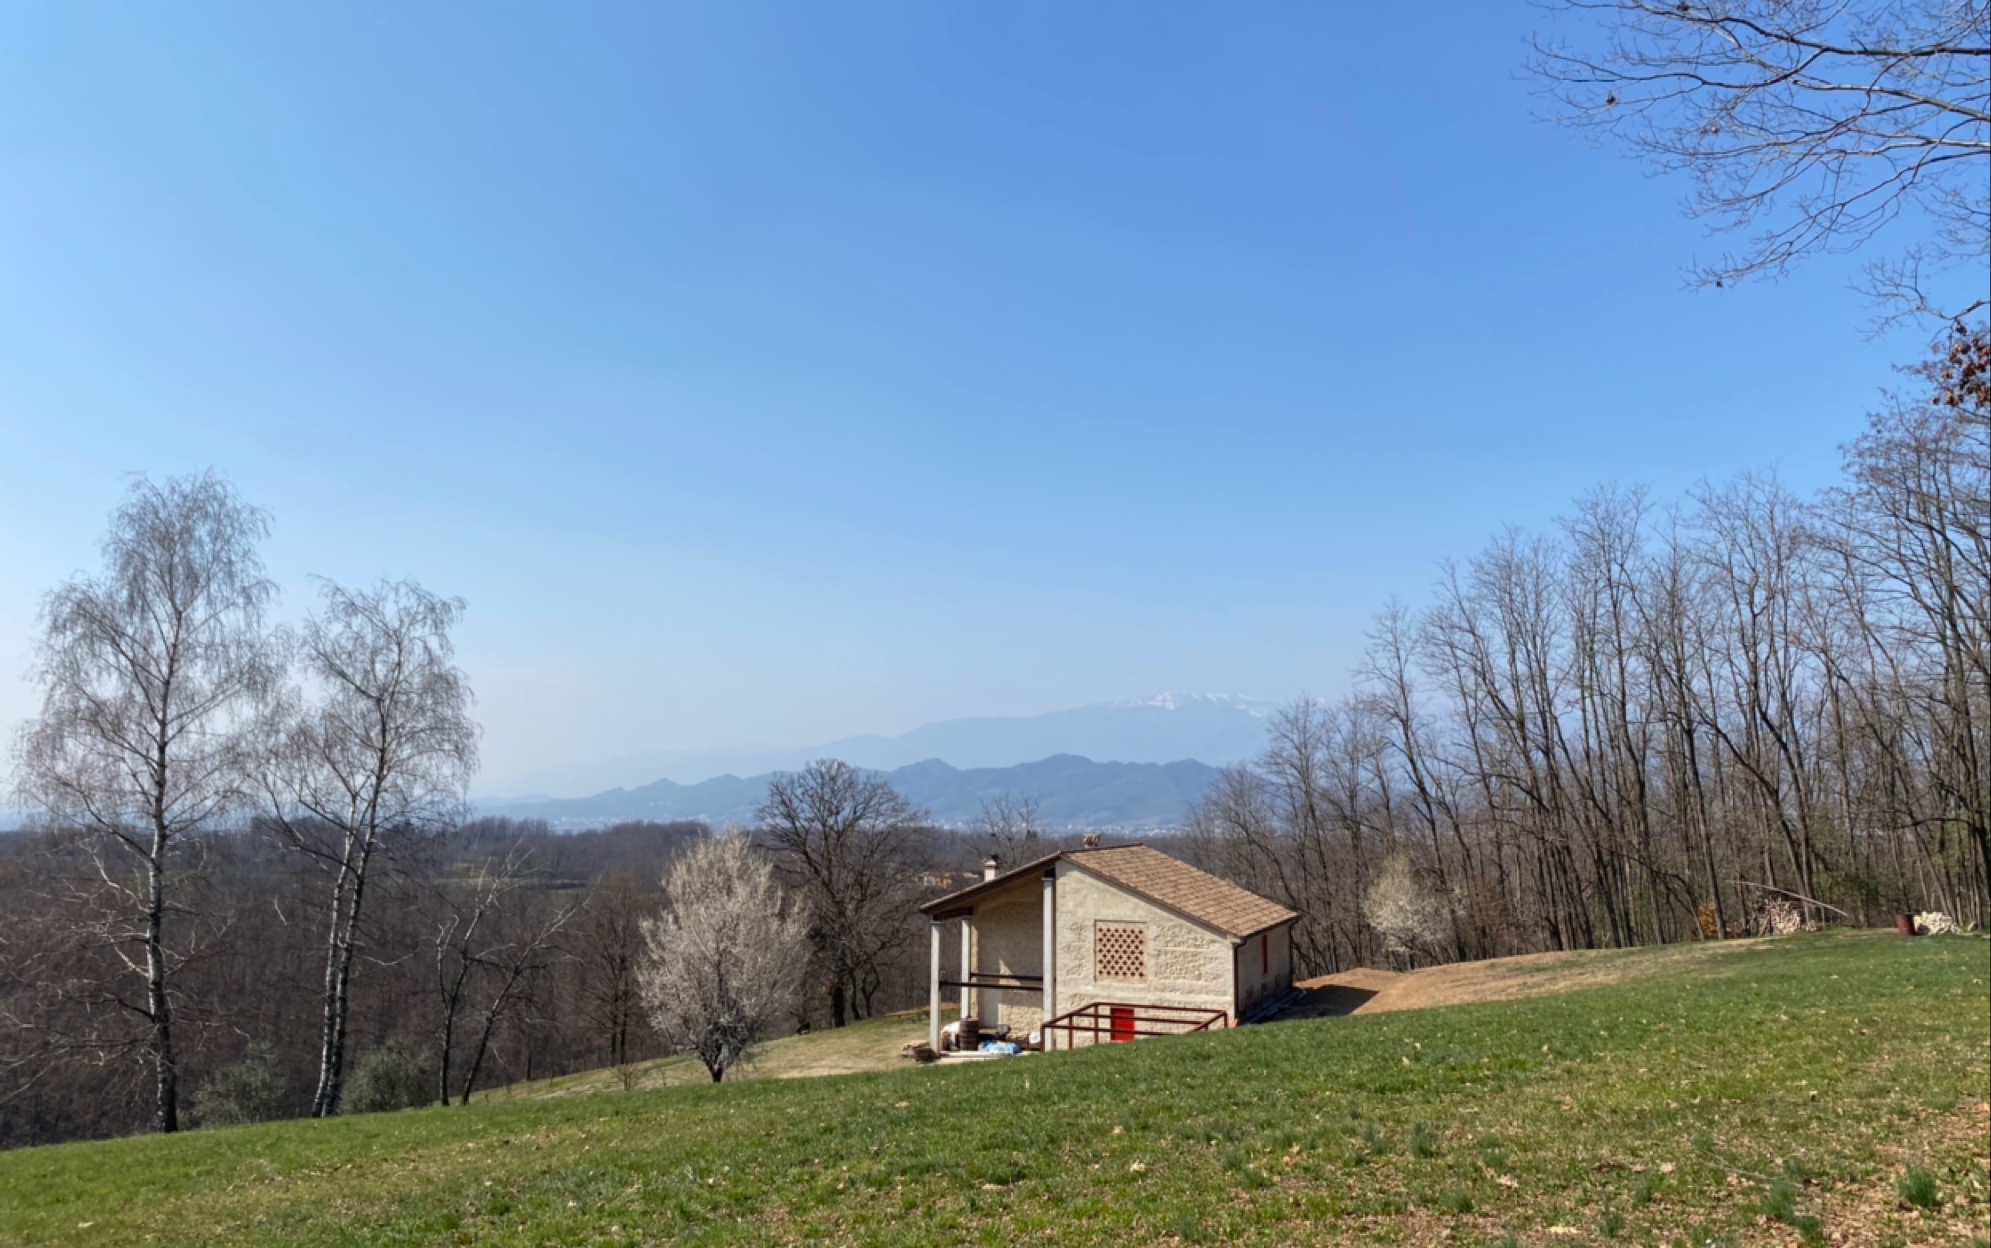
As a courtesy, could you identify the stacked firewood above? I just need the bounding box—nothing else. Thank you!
[1755,898,1807,936]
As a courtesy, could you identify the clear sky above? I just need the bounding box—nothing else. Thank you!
[0,3,1951,797]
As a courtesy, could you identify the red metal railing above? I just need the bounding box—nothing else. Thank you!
[1039,1001,1229,1051]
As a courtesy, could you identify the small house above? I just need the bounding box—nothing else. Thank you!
[920,844,1299,1051]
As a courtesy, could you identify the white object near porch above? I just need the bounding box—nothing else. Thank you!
[927,919,942,1052]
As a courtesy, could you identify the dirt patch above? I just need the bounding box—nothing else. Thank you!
[1284,938,1768,1019]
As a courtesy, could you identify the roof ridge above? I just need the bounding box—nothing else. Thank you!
[920,841,1298,941]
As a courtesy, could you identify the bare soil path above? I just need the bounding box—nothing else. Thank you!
[1280,937,1764,1020]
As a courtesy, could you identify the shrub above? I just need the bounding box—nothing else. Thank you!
[1898,1167,1941,1210]
[343,1045,433,1115]
[194,1042,291,1127]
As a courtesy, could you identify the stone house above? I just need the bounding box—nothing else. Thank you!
[919,844,1299,1051]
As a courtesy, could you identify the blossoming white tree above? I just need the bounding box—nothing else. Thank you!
[1364,852,1450,964]
[638,833,810,1083]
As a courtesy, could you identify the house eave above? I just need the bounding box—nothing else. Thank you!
[917,850,1065,920]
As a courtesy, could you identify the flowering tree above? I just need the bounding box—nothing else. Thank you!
[638,834,810,1083]
[1364,852,1450,963]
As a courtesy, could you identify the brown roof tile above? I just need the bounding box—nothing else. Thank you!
[919,843,1297,942]
[1066,845,1297,940]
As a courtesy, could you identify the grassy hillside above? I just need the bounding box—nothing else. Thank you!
[1,931,1984,1247]
[468,1009,946,1101]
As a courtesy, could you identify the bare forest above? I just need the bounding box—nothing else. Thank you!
[1187,329,1989,974]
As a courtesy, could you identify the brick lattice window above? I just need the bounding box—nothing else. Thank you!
[1095,922,1148,983]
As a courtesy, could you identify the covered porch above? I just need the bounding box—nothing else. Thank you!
[926,857,1058,1053]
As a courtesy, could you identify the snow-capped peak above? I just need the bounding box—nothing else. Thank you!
[1112,693,1277,716]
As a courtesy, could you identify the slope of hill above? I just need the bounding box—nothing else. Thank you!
[3,932,1984,1247]
[499,693,1275,796]
[472,938,1789,1100]
[481,754,1225,830]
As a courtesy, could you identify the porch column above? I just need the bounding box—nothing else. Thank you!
[928,919,943,1052]
[959,917,973,1022]
[1040,870,1057,1050]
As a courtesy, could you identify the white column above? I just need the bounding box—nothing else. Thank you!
[928,919,943,1052]
[959,917,973,1022]
[1040,870,1057,1050]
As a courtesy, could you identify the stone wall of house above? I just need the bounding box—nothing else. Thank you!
[1050,864,1233,1045]
[970,881,1045,1034]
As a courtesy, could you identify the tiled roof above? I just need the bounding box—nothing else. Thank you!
[1066,845,1298,940]
[919,843,1297,942]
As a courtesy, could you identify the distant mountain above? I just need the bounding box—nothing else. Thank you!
[497,693,1275,797]
[806,694,1274,776]
[479,754,1225,832]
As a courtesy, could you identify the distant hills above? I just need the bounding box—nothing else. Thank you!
[498,693,1276,798]
[479,754,1226,832]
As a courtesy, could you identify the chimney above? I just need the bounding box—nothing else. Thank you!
[982,855,1001,881]
[1082,833,1102,849]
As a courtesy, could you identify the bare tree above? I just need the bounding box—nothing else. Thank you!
[430,846,513,1107]
[756,760,927,1027]
[638,833,809,1083]
[573,870,657,1071]
[970,793,1045,865]
[1821,323,1990,912]
[1531,0,1990,315]
[428,845,574,1106]
[260,579,478,1117]
[1187,334,1988,961]
[453,897,573,1105]
[10,473,279,1134]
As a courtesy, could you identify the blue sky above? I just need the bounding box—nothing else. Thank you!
[0,3,1954,796]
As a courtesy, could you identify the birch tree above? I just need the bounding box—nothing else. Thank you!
[11,473,279,1133]
[261,579,478,1117]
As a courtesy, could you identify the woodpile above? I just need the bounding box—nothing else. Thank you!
[1755,898,1808,936]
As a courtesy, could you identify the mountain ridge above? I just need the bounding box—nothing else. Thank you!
[479,753,1225,831]
[494,692,1275,798]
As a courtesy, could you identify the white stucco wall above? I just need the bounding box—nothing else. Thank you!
[1231,922,1293,1016]
[1050,864,1234,1041]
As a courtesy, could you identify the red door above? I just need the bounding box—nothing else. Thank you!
[1109,1005,1137,1043]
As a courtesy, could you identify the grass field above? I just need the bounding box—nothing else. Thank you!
[466,1009,948,1102]
[1,930,1984,1247]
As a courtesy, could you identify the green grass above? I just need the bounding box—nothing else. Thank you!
[1900,1165,1943,1210]
[1,931,1985,1247]
[466,1008,949,1102]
